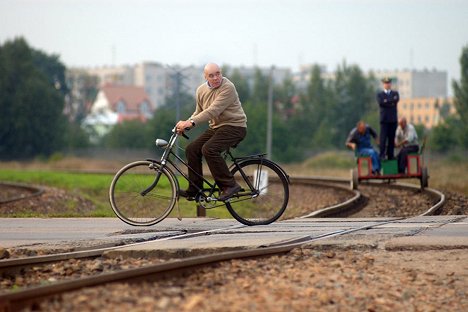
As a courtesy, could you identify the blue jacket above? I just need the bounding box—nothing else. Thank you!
[346,125,378,150]
[377,90,399,123]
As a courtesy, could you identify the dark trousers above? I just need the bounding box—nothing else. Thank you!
[397,145,419,173]
[185,125,247,191]
[379,122,397,159]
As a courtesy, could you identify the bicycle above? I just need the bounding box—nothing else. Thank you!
[109,127,290,226]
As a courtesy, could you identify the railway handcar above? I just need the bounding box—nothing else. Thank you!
[350,142,428,190]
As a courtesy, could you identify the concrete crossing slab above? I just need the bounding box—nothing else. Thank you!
[0,216,467,254]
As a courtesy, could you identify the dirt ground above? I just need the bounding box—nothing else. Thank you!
[32,248,468,312]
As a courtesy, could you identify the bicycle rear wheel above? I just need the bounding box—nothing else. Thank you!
[109,160,177,226]
[226,159,289,225]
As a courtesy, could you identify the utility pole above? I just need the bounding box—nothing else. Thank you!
[167,66,188,159]
[266,65,274,159]
[174,71,181,127]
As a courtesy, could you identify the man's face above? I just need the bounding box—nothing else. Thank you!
[383,82,392,90]
[399,119,407,129]
[205,66,223,88]
[357,123,366,134]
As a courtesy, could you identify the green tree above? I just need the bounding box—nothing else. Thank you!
[251,68,269,105]
[452,44,468,148]
[228,69,250,103]
[31,49,69,96]
[63,123,91,149]
[301,64,335,149]
[0,37,66,159]
[234,100,267,157]
[328,61,375,147]
[103,120,149,149]
[429,117,459,151]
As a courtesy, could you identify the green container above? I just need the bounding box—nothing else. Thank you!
[382,159,398,175]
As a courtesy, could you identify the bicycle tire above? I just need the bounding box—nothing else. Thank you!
[226,158,289,225]
[109,160,177,226]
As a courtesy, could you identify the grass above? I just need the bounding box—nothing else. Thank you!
[0,152,466,219]
[0,169,114,217]
[0,169,232,219]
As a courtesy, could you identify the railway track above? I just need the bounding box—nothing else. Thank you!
[0,182,43,204]
[0,176,446,311]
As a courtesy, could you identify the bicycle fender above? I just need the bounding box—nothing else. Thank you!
[232,158,291,185]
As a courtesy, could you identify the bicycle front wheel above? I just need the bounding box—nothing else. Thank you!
[226,159,289,225]
[109,160,177,226]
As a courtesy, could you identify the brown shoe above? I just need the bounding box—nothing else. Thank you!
[218,184,242,201]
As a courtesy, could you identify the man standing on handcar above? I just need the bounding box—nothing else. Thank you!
[377,77,399,160]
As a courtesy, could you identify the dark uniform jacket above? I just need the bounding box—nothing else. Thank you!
[376,90,399,123]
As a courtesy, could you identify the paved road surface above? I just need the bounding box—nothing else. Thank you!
[1,216,467,255]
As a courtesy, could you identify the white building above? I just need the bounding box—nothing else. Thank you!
[373,69,447,99]
[83,84,153,141]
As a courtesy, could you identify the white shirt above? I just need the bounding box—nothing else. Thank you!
[396,124,419,147]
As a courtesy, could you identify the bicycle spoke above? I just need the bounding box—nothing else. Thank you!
[109,161,177,226]
[226,159,289,225]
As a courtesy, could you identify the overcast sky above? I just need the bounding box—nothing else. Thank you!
[1,0,467,85]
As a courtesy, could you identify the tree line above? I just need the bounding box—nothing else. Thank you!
[1,37,467,162]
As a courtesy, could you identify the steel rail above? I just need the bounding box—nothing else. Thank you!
[0,224,246,271]
[0,218,400,312]
[0,176,359,271]
[0,182,44,204]
[292,176,445,218]
[0,175,447,311]
[0,176,445,272]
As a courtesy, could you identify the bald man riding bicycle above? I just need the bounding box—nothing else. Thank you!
[176,63,247,201]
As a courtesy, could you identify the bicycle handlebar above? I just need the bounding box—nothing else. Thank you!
[172,126,191,140]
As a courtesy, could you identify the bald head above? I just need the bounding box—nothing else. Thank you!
[204,63,220,74]
[204,63,223,88]
[399,117,407,129]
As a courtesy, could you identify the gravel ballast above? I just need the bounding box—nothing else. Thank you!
[28,248,468,312]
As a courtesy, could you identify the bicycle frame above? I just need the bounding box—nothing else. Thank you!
[144,128,277,205]
[144,129,224,202]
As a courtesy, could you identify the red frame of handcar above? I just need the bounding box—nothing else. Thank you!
[351,154,428,190]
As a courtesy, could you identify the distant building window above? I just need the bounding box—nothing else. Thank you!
[117,100,126,113]
[410,116,414,123]
[425,116,430,122]
[140,101,151,115]
[417,115,422,123]
[402,103,407,109]
[417,103,422,109]
[426,102,430,109]
[146,75,152,82]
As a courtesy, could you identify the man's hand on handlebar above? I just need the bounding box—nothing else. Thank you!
[175,120,193,134]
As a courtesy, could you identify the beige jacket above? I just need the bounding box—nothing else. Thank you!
[190,77,247,129]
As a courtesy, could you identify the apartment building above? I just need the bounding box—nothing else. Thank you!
[399,97,456,129]
[373,69,447,99]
